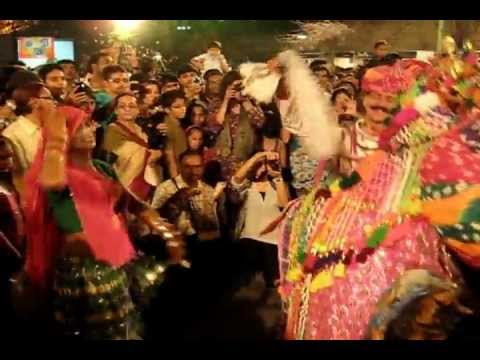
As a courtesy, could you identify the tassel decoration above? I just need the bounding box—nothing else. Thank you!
[310,270,333,292]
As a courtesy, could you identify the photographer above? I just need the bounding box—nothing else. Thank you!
[177,65,201,104]
[102,93,164,202]
[229,151,289,296]
[151,150,228,319]
[137,80,162,118]
[136,108,178,181]
[64,80,96,111]
[160,73,181,95]
[57,59,79,94]
[214,70,265,179]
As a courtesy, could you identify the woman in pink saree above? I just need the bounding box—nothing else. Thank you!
[21,105,186,339]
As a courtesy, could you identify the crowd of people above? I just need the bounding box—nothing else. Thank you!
[1,33,479,340]
[0,39,317,339]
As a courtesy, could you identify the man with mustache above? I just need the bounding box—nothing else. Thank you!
[338,66,399,176]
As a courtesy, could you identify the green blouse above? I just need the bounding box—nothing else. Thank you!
[46,160,118,234]
[93,91,115,127]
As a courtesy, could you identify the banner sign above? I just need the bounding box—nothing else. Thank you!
[18,37,55,59]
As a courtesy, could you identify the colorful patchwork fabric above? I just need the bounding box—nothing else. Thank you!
[278,143,456,339]
[421,126,480,185]
[460,121,480,153]
[279,49,480,340]
[419,121,480,249]
[421,183,462,200]
[438,222,480,243]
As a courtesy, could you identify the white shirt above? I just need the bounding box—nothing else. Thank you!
[2,115,41,172]
[193,53,230,74]
[339,118,380,175]
[151,175,220,240]
[232,177,282,245]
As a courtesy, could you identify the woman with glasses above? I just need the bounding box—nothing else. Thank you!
[2,82,57,199]
[91,65,131,128]
[102,93,163,202]
[103,65,131,98]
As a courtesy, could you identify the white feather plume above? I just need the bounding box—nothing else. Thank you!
[277,50,342,160]
[238,51,342,161]
[239,62,281,105]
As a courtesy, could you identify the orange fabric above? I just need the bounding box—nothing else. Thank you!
[421,185,480,225]
[356,150,388,183]
[445,238,480,268]
[473,88,480,108]
[285,287,302,339]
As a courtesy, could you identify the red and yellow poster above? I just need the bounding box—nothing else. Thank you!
[18,37,55,59]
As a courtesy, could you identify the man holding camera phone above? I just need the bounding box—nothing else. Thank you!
[63,81,95,111]
[46,60,95,112]
[177,65,202,104]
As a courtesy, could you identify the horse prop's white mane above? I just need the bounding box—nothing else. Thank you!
[239,50,342,161]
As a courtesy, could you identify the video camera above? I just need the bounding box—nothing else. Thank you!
[137,110,168,150]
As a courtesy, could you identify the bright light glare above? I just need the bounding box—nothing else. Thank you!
[113,20,144,39]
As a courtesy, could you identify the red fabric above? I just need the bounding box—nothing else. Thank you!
[23,106,135,289]
[203,147,218,163]
[421,122,480,186]
[378,108,419,151]
[129,170,152,202]
[362,59,430,94]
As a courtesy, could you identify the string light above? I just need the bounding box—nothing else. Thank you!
[0,20,37,35]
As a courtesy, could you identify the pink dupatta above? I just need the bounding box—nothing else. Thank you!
[23,106,135,289]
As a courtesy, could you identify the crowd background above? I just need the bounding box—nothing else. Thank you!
[0,35,407,339]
